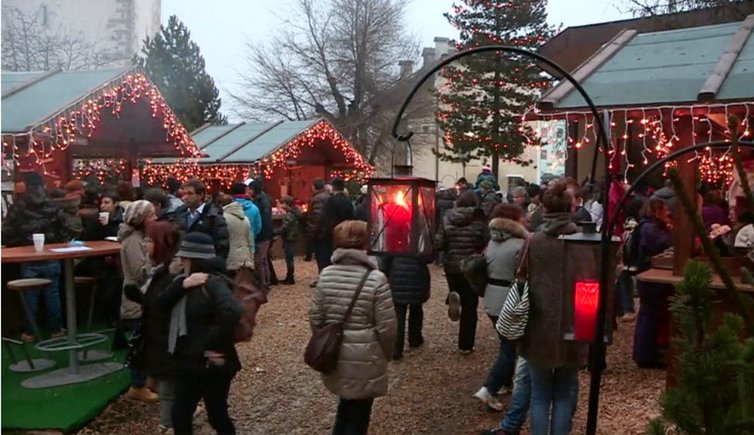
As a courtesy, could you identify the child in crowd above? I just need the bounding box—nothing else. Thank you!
[275,196,301,285]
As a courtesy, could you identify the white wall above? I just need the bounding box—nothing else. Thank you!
[3,0,160,68]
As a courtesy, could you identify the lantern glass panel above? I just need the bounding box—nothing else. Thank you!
[560,234,619,343]
[416,186,436,257]
[369,183,414,253]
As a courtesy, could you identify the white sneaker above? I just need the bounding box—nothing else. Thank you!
[497,385,512,395]
[473,386,504,411]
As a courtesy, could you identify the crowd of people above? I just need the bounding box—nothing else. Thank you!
[4,165,739,435]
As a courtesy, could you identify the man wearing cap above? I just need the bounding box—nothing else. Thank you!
[174,179,229,259]
[2,172,79,342]
[475,165,499,191]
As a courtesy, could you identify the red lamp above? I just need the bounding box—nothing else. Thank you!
[367,176,436,258]
[560,225,620,343]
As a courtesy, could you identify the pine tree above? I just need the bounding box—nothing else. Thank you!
[648,261,754,434]
[436,0,555,179]
[134,15,226,132]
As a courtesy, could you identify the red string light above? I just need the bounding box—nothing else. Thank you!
[143,120,373,189]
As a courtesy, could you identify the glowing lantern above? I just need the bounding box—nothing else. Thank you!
[559,223,620,343]
[367,176,436,258]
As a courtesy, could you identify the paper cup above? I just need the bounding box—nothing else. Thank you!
[32,233,45,252]
[99,212,109,225]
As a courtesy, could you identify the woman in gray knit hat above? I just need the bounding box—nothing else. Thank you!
[160,232,243,435]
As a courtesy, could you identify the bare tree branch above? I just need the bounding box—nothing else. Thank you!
[231,0,419,163]
[2,6,115,72]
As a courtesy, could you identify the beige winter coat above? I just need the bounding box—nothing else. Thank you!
[223,201,254,271]
[118,227,148,320]
[309,249,397,400]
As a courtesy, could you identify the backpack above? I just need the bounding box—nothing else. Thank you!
[222,266,268,343]
[622,222,644,273]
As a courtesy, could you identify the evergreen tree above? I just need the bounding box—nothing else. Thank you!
[134,15,226,131]
[436,0,555,179]
[648,261,754,435]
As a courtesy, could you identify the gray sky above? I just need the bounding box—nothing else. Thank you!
[161,0,632,120]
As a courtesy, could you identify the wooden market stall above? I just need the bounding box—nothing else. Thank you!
[537,15,754,273]
[1,66,202,188]
[535,15,754,386]
[143,118,372,203]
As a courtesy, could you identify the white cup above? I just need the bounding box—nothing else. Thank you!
[99,212,109,225]
[32,233,45,252]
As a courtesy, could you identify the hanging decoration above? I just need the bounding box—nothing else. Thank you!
[71,158,128,185]
[1,70,201,171]
[526,102,754,186]
[142,120,373,188]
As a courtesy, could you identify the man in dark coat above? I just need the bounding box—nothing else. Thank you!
[248,178,275,286]
[306,178,330,267]
[380,255,431,360]
[2,172,78,341]
[173,179,229,259]
[316,178,354,270]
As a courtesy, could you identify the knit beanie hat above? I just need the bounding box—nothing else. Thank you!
[123,200,154,227]
[176,232,216,259]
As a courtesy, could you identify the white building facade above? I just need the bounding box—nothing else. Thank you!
[2,0,161,69]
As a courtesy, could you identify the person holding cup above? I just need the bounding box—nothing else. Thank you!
[81,190,124,240]
[2,172,79,342]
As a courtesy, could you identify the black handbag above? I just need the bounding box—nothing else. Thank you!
[304,268,372,374]
[461,254,488,297]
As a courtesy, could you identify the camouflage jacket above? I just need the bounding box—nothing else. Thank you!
[275,207,301,241]
[2,188,79,247]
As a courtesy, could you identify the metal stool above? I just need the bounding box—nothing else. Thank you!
[74,276,112,362]
[2,337,55,373]
[7,278,52,341]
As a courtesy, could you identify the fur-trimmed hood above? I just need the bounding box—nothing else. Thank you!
[489,217,528,242]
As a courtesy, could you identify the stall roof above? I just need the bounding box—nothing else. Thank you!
[540,15,754,111]
[194,119,320,163]
[1,68,131,133]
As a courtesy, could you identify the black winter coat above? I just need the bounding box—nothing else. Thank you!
[157,274,243,376]
[253,193,274,242]
[321,192,354,240]
[380,256,431,305]
[124,264,175,377]
[436,206,489,274]
[174,202,230,259]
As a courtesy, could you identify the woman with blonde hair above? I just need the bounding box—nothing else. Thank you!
[309,220,397,435]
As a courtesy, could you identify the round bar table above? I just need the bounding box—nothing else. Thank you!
[2,240,124,388]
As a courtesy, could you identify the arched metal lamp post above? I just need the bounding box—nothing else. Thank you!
[389,44,754,435]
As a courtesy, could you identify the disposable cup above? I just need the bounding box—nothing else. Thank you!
[32,233,45,252]
[99,212,109,225]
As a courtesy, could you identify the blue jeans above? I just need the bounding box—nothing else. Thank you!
[501,357,531,433]
[126,319,147,388]
[283,239,295,280]
[528,363,579,435]
[20,261,62,335]
[485,316,516,392]
[616,270,635,315]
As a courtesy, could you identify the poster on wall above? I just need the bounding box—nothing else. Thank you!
[534,120,567,184]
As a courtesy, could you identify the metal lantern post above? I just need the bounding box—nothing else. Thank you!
[367,176,436,259]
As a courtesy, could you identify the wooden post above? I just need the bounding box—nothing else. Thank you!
[672,115,697,276]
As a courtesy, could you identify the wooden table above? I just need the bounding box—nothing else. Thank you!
[2,240,123,388]
[636,267,754,294]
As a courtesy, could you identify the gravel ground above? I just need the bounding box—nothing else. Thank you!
[75,260,664,435]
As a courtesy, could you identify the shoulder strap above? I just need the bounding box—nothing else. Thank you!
[343,268,373,322]
[515,235,533,279]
